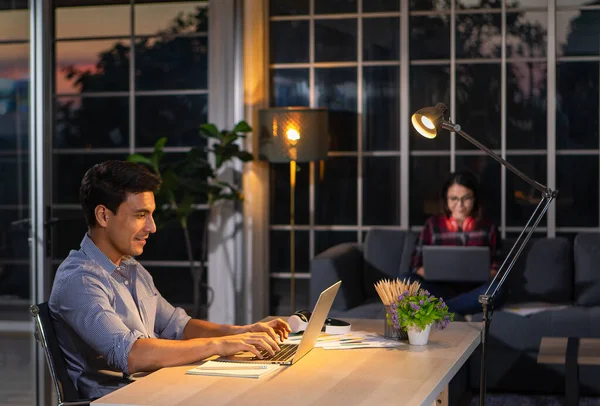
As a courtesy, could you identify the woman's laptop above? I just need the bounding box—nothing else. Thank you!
[423,246,490,282]
[216,280,341,365]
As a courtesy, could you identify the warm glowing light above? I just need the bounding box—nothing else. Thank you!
[421,116,435,129]
[286,128,300,141]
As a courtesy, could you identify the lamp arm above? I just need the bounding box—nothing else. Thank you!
[441,120,549,196]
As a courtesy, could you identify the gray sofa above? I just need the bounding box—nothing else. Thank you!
[310,229,600,396]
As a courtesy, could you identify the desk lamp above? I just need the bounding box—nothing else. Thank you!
[412,103,558,406]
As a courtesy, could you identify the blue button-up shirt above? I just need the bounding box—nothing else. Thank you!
[49,234,192,398]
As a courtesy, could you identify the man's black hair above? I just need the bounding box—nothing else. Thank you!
[79,160,162,228]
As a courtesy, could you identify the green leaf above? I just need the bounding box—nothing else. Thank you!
[199,123,221,139]
[127,154,153,166]
[232,120,252,133]
[236,151,254,162]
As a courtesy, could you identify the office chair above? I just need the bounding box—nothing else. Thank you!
[31,302,91,406]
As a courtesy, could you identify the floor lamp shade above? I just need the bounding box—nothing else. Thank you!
[259,107,329,313]
[259,107,329,163]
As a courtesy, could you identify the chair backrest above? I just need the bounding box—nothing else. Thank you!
[31,302,81,404]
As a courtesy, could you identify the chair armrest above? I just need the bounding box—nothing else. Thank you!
[310,242,365,311]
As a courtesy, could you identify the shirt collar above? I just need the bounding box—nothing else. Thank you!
[80,233,121,274]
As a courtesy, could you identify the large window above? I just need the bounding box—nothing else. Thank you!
[268,0,599,315]
[52,0,209,310]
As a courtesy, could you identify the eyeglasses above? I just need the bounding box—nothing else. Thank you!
[447,195,474,205]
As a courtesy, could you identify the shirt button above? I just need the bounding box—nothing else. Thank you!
[124,280,129,285]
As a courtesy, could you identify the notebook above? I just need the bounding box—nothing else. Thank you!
[422,245,490,282]
[187,360,280,379]
[215,280,342,365]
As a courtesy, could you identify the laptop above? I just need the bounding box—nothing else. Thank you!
[422,246,491,283]
[216,280,341,365]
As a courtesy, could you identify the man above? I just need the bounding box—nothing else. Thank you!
[49,160,290,398]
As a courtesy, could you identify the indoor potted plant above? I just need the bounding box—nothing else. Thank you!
[390,288,454,345]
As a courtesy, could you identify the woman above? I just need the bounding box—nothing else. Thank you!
[410,171,500,315]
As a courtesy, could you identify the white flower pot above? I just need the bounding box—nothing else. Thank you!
[407,324,432,345]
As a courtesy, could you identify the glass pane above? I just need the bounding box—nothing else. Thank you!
[53,153,128,204]
[508,0,546,7]
[410,65,450,150]
[507,62,547,149]
[315,67,358,152]
[457,0,501,8]
[269,162,310,225]
[364,0,400,12]
[410,16,451,60]
[410,0,450,11]
[270,69,309,107]
[0,44,29,87]
[556,156,599,227]
[455,63,501,150]
[270,21,309,64]
[270,0,309,16]
[363,157,401,225]
[456,14,501,59]
[145,266,194,307]
[135,2,207,36]
[269,278,309,317]
[315,19,357,62]
[55,4,130,38]
[363,17,400,61]
[55,39,131,94]
[0,157,27,205]
[409,156,450,226]
[52,208,88,259]
[0,333,34,403]
[506,12,547,58]
[141,209,206,262]
[0,9,28,41]
[456,156,501,225]
[270,230,310,273]
[315,0,357,14]
[363,66,400,151]
[315,157,358,225]
[557,10,600,57]
[557,0,595,6]
[55,97,129,148]
[135,36,208,90]
[135,94,208,148]
[556,62,598,150]
[315,231,358,256]
[504,155,546,227]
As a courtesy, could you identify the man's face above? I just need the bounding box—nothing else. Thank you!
[105,192,156,259]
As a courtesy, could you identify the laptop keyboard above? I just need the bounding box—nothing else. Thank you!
[257,344,297,361]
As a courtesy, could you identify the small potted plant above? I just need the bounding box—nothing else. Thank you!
[390,288,454,345]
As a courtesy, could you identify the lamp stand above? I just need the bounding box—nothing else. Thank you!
[439,120,558,406]
[289,160,296,313]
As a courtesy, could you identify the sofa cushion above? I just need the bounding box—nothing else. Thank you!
[574,233,600,306]
[520,237,573,303]
[363,230,414,299]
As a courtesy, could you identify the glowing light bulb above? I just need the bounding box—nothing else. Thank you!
[421,116,435,130]
[286,128,300,141]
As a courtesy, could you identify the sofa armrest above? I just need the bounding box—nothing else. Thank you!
[310,242,365,311]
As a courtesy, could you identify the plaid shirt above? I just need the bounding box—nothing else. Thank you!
[411,214,500,272]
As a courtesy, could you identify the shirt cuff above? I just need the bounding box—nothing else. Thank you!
[111,329,145,374]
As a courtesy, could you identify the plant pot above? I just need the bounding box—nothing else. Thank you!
[407,324,432,345]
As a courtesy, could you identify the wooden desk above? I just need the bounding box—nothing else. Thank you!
[93,320,481,406]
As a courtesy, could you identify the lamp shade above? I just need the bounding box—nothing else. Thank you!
[259,107,329,163]
[411,103,448,139]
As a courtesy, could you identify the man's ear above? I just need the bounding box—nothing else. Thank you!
[95,205,110,228]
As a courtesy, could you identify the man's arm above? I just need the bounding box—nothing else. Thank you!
[127,332,280,374]
[181,318,292,342]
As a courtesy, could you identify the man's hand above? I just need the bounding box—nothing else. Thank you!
[213,332,281,359]
[416,267,425,277]
[244,319,291,342]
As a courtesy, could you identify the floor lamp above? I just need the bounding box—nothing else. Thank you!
[411,103,558,406]
[259,107,329,312]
